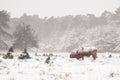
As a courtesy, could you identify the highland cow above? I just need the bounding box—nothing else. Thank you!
[70,47,97,60]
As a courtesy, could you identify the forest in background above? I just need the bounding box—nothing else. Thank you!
[1,7,120,52]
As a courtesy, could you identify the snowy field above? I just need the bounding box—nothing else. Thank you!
[0,52,120,80]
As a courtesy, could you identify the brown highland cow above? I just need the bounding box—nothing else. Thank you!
[70,47,97,60]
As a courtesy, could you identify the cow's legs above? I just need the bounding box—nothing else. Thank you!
[82,56,84,60]
[92,53,97,60]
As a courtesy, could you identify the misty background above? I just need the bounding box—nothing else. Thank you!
[0,0,120,52]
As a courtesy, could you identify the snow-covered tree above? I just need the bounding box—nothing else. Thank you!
[13,23,38,50]
[0,10,12,49]
[56,27,86,52]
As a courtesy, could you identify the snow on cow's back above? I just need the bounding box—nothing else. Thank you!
[72,46,97,53]
[83,47,97,52]
[72,47,83,53]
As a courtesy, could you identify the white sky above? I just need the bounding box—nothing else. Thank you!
[0,0,120,18]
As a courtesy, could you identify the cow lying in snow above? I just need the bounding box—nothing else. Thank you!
[70,47,97,60]
[18,49,31,59]
[3,47,14,59]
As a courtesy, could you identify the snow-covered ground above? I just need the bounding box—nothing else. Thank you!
[0,52,120,80]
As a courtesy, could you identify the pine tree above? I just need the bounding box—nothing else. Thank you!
[13,23,38,50]
[0,10,12,49]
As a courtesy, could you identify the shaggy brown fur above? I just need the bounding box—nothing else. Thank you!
[70,49,97,60]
